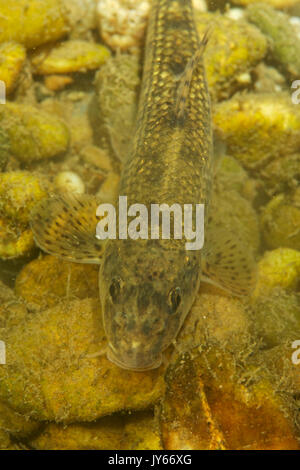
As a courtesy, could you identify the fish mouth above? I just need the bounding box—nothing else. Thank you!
[106,346,162,371]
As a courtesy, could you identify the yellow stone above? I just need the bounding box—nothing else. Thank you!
[0,42,26,95]
[0,102,70,162]
[31,40,110,75]
[0,171,48,259]
[0,0,69,49]
[254,248,300,297]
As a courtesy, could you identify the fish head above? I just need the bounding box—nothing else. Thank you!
[99,239,201,371]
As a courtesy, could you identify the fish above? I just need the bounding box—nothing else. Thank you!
[30,0,256,371]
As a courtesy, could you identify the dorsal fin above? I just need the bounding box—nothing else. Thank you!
[175,28,211,122]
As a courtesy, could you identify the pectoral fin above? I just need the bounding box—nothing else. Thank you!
[201,223,257,297]
[30,194,104,264]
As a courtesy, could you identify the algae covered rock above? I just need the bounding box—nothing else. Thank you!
[0,128,10,171]
[31,40,110,75]
[160,348,300,450]
[246,3,300,78]
[15,254,99,309]
[63,0,97,40]
[195,12,267,100]
[0,42,26,95]
[29,415,124,450]
[121,410,162,450]
[177,292,253,356]
[96,0,150,53]
[213,93,300,169]
[0,102,70,163]
[260,189,300,251]
[251,289,300,348]
[29,410,162,450]
[0,171,48,259]
[0,401,41,446]
[254,248,300,296]
[0,172,47,225]
[260,153,300,196]
[256,341,300,397]
[214,155,249,195]
[0,0,69,49]
[92,54,140,162]
[0,298,165,423]
[40,92,93,155]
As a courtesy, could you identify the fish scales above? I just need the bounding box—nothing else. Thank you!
[121,0,212,209]
[100,0,213,370]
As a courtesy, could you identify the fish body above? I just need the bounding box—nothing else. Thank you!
[100,0,212,369]
[31,0,255,371]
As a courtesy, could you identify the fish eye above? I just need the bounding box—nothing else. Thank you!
[168,287,181,313]
[109,277,123,304]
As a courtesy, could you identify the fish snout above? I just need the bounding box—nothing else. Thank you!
[106,343,162,371]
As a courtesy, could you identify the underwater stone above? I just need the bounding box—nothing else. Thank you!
[260,153,300,196]
[62,0,97,40]
[0,171,48,259]
[80,145,113,174]
[44,75,74,92]
[213,93,300,169]
[92,54,140,162]
[0,172,48,225]
[260,189,300,250]
[161,347,300,449]
[29,415,125,450]
[195,12,267,101]
[254,248,300,296]
[246,3,300,78]
[0,401,41,446]
[177,292,253,356]
[0,42,26,95]
[15,255,99,309]
[256,342,300,397]
[97,0,150,53]
[215,155,250,196]
[0,298,165,423]
[251,288,300,348]
[54,171,85,194]
[31,40,110,75]
[29,410,162,450]
[0,0,69,49]
[0,102,70,163]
